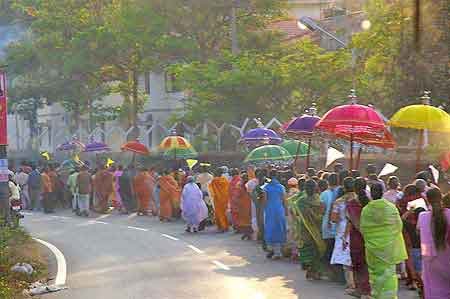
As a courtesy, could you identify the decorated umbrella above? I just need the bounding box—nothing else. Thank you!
[56,139,85,152]
[84,141,111,153]
[159,134,193,163]
[121,141,150,155]
[387,91,450,171]
[240,119,282,148]
[283,106,321,169]
[163,147,198,160]
[280,139,317,158]
[315,91,388,169]
[244,145,293,166]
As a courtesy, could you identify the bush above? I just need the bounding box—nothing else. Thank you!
[0,226,47,299]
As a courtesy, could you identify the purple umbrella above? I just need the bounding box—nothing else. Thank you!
[84,141,111,153]
[284,115,321,139]
[283,114,321,170]
[240,127,283,147]
[56,140,86,151]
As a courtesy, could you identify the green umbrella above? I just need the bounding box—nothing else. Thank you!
[280,139,317,157]
[244,145,293,165]
[163,147,198,160]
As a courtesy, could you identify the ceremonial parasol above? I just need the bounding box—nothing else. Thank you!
[388,91,450,171]
[159,133,193,163]
[84,141,111,153]
[280,139,316,158]
[283,104,321,169]
[56,139,85,152]
[121,141,150,155]
[244,145,293,166]
[240,119,282,148]
[163,147,198,160]
[315,91,388,169]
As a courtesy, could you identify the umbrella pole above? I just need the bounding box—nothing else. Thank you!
[292,142,302,173]
[416,129,424,172]
[356,147,362,170]
[306,138,312,170]
[349,134,354,170]
[132,152,136,165]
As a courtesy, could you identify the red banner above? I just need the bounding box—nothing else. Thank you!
[0,71,7,145]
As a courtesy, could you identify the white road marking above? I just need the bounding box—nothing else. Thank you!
[22,212,33,216]
[33,238,67,286]
[127,226,149,232]
[127,213,137,219]
[187,245,204,254]
[95,214,111,220]
[93,221,108,225]
[212,260,230,271]
[161,234,179,241]
[51,215,71,220]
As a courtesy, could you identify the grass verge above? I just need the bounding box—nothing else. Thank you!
[0,226,48,299]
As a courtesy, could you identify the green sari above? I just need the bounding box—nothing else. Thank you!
[360,199,408,299]
[289,192,325,270]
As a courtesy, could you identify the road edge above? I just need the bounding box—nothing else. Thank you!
[33,238,67,287]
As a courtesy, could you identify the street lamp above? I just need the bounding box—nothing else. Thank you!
[297,16,360,88]
[297,16,347,47]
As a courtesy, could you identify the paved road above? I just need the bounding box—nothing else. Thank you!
[23,211,418,299]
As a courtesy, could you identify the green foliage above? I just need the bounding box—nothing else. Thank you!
[172,39,352,124]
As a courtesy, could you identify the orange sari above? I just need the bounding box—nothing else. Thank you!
[209,177,230,231]
[159,175,181,220]
[133,172,151,213]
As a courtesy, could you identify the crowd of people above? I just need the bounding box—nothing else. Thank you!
[8,161,450,299]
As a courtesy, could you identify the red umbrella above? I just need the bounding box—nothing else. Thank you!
[315,98,389,169]
[121,141,150,155]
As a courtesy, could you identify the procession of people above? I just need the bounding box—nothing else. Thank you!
[8,158,450,299]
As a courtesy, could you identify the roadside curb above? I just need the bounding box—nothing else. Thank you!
[33,238,67,287]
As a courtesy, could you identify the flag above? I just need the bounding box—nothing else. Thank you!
[378,163,398,177]
[325,147,345,168]
[186,159,198,170]
[429,165,439,184]
[41,152,50,161]
[106,158,115,167]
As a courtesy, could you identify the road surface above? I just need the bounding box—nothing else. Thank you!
[22,211,418,299]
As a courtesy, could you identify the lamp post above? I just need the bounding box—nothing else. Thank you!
[297,16,366,90]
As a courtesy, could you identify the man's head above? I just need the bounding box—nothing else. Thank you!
[327,172,338,187]
[387,176,400,190]
[415,178,427,192]
[366,164,377,176]
[230,168,239,177]
[306,167,316,178]
[305,179,317,196]
[333,163,344,173]
[343,177,354,193]
[370,182,384,200]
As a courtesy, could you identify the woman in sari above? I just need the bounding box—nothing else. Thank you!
[396,184,422,291]
[229,169,241,231]
[360,183,407,299]
[237,172,253,240]
[346,177,371,298]
[158,171,181,222]
[181,176,208,233]
[263,170,287,260]
[113,166,123,211]
[293,179,326,280]
[330,177,354,293]
[209,168,230,232]
[417,188,450,299]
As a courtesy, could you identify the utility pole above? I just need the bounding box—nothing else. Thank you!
[0,67,10,225]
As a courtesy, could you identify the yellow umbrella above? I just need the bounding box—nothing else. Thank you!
[388,104,450,132]
[388,103,450,171]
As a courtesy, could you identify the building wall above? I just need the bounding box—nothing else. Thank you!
[287,0,335,19]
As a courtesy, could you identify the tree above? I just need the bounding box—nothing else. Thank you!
[172,39,352,124]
